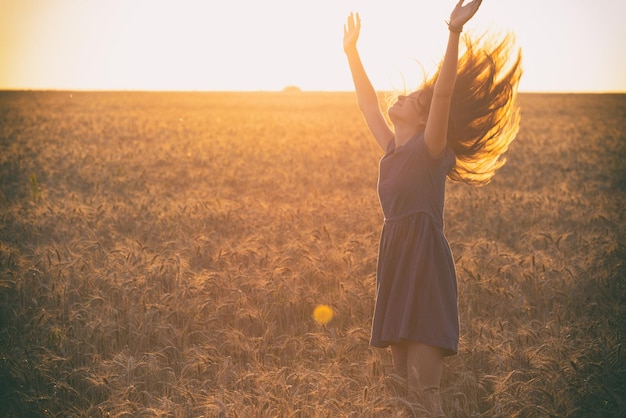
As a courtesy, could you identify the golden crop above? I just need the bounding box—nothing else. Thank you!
[0,91,624,416]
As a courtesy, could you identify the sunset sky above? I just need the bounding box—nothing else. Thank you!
[1,0,624,93]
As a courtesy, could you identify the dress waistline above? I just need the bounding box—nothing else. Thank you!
[383,210,443,228]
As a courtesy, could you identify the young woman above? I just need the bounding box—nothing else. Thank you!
[343,0,521,414]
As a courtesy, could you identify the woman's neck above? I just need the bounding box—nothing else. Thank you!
[394,124,424,147]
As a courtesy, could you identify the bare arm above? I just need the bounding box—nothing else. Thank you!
[344,13,393,151]
[424,0,482,157]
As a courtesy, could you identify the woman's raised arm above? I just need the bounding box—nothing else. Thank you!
[424,0,482,158]
[344,12,393,151]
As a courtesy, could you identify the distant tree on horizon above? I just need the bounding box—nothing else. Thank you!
[282,85,302,93]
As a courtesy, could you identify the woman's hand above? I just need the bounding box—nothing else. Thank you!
[343,12,361,53]
[449,0,482,29]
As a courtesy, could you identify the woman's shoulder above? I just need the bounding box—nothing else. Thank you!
[420,136,456,171]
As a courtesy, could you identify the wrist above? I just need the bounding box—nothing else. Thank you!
[344,45,358,55]
[446,20,463,33]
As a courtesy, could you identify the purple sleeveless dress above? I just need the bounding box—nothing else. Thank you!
[370,132,459,356]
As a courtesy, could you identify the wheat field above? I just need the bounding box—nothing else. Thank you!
[0,91,624,417]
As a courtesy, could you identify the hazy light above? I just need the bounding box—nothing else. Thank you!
[1,0,624,92]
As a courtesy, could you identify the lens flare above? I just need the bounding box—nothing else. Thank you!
[313,304,334,325]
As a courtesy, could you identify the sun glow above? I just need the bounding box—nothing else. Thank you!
[1,0,625,92]
[313,305,334,325]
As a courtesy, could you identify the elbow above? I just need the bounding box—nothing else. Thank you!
[356,89,380,113]
[358,99,380,115]
[433,90,453,100]
[434,76,457,98]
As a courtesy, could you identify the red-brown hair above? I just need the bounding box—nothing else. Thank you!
[423,32,523,185]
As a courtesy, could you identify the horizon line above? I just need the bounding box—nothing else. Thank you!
[1,87,625,95]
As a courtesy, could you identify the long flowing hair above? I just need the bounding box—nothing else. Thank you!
[420,32,523,185]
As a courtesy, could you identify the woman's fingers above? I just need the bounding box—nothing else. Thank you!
[344,12,360,38]
[346,12,360,31]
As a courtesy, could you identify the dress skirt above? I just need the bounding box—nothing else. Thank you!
[370,211,459,356]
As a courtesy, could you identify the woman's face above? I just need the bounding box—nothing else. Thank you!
[388,90,427,129]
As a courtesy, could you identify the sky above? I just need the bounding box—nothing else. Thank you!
[1,0,625,93]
